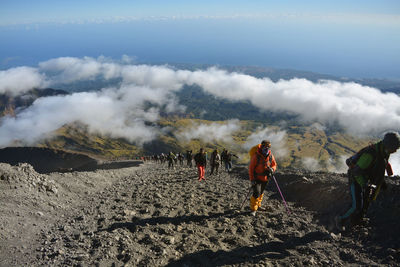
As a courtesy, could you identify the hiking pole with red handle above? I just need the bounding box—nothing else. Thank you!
[272,175,291,215]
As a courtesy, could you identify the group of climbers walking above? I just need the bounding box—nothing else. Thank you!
[143,131,400,230]
[193,148,238,181]
[148,147,240,181]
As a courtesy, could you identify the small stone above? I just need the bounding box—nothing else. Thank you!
[166,236,175,245]
[330,232,341,241]
[123,209,136,216]
[308,257,317,265]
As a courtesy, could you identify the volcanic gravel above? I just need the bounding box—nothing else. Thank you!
[1,161,399,266]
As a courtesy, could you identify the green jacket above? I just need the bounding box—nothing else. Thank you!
[353,141,389,187]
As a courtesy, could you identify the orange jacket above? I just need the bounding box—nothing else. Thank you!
[249,145,277,182]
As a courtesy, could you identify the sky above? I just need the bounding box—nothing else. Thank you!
[1,0,400,79]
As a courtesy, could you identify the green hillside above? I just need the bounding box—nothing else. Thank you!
[40,124,143,160]
[37,118,372,172]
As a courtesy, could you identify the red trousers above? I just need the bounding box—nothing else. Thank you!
[197,164,205,181]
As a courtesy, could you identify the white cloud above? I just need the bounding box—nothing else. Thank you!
[0,67,48,96]
[301,157,322,172]
[2,56,400,148]
[183,68,400,136]
[243,126,288,159]
[176,119,241,144]
[389,152,400,176]
[2,13,399,27]
[0,81,184,147]
[39,56,122,83]
[310,123,326,131]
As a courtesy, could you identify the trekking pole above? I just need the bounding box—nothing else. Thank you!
[239,184,252,210]
[272,175,291,215]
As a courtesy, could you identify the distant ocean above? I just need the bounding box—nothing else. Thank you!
[1,20,399,80]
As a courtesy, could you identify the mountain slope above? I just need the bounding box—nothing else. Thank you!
[1,162,398,266]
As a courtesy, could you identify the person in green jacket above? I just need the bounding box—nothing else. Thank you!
[335,132,400,230]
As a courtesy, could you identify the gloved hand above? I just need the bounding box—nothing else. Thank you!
[268,167,274,175]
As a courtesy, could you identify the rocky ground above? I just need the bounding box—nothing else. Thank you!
[1,160,399,266]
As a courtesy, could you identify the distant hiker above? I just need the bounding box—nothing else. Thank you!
[194,148,207,181]
[209,149,221,175]
[160,153,166,164]
[186,150,193,167]
[221,149,228,170]
[177,153,184,166]
[167,151,176,169]
[335,132,400,230]
[221,149,238,172]
[248,140,277,216]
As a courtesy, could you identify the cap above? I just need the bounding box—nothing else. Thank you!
[261,140,271,148]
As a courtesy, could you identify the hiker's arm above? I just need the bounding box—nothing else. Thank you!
[270,154,277,172]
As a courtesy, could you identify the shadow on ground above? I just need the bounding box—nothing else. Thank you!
[0,147,142,173]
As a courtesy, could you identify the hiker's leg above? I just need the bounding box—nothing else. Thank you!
[340,182,362,225]
[250,181,262,211]
[197,164,202,180]
[258,181,268,207]
[210,165,215,175]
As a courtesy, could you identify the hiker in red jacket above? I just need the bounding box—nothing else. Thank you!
[248,140,277,216]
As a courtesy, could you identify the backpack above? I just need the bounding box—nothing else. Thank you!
[249,145,259,158]
[194,153,204,164]
[345,144,375,169]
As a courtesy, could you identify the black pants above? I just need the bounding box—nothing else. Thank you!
[168,160,174,168]
[252,180,268,198]
[210,164,219,174]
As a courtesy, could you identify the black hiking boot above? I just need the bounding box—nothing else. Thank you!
[334,216,344,232]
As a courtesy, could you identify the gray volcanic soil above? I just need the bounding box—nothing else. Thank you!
[1,161,399,266]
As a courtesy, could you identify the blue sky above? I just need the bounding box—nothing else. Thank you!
[1,0,400,79]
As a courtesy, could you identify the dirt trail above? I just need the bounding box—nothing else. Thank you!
[1,161,399,266]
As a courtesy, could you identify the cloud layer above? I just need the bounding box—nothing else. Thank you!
[243,127,288,160]
[176,119,241,145]
[0,67,48,96]
[181,68,400,136]
[1,56,400,150]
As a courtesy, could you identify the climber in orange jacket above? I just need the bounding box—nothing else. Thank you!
[248,140,277,216]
